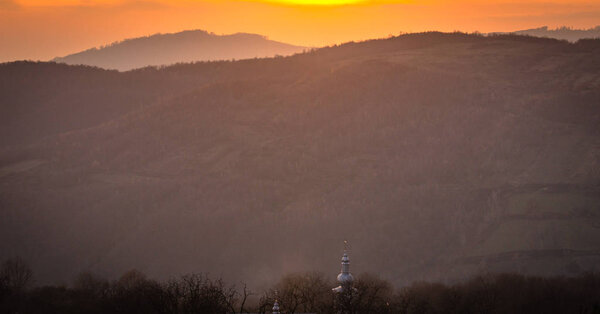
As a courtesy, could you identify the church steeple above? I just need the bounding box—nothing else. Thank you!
[272,290,280,314]
[333,240,354,293]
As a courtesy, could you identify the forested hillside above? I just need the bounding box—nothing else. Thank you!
[1,33,599,289]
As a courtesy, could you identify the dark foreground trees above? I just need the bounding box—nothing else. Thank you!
[0,264,238,314]
[395,272,600,314]
[1,259,599,313]
[258,272,334,313]
[0,257,33,292]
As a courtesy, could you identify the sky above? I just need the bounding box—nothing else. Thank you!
[0,0,599,62]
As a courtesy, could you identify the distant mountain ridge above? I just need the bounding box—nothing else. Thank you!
[53,30,307,71]
[492,26,600,42]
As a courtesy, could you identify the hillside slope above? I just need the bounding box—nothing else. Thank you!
[1,33,600,288]
[53,30,307,71]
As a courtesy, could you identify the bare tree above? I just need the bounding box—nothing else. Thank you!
[238,282,253,313]
[260,272,334,314]
[0,257,33,291]
[352,273,394,313]
[166,273,237,313]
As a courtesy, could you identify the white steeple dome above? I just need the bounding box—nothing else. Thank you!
[333,241,354,293]
[337,252,354,285]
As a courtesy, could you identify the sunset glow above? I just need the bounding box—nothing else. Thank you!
[261,0,366,5]
[1,0,599,62]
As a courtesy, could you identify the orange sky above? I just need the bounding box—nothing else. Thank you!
[1,0,599,62]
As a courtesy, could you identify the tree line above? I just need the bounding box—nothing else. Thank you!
[1,257,599,313]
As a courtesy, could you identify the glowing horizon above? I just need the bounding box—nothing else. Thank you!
[1,0,599,62]
[261,0,366,5]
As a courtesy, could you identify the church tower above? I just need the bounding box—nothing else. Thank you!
[332,251,354,293]
[333,241,355,313]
